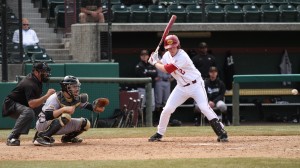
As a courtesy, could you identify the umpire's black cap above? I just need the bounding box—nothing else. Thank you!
[33,62,51,72]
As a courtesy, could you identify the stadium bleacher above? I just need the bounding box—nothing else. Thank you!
[34,0,300,24]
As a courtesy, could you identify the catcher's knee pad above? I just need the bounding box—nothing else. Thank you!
[80,118,90,131]
[59,113,71,126]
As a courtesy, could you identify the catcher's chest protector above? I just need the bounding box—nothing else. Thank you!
[56,91,81,107]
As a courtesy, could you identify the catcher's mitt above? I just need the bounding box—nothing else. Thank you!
[92,98,109,113]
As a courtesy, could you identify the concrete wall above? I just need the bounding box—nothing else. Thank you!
[0,64,24,82]
[70,24,101,62]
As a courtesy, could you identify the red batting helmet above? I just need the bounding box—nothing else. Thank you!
[164,35,180,49]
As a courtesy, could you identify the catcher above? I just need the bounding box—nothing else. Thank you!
[33,75,109,146]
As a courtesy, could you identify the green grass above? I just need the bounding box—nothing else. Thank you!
[1,125,300,168]
[1,158,300,168]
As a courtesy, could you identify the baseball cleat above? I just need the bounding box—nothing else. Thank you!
[61,136,83,143]
[33,138,52,147]
[6,138,20,146]
[148,133,163,142]
[217,133,229,142]
[32,131,55,144]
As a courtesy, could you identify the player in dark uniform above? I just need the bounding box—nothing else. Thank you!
[135,49,158,112]
[194,66,229,126]
[191,42,217,80]
[33,75,105,146]
[2,62,55,146]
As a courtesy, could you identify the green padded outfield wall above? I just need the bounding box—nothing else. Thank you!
[0,63,119,129]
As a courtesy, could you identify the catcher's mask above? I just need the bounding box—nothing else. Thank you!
[60,75,81,100]
[32,62,51,82]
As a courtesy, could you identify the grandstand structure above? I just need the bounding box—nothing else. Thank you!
[1,0,300,80]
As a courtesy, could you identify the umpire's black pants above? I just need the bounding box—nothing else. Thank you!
[2,97,40,136]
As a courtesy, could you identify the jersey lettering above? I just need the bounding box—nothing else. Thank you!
[178,68,185,75]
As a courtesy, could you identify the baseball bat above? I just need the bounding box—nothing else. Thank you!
[155,15,177,53]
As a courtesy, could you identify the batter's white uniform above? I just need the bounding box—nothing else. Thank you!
[157,49,218,135]
[36,92,88,135]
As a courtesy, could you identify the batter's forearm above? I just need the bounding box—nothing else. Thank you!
[154,63,168,73]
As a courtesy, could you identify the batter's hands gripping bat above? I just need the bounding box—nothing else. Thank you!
[92,98,109,113]
[155,15,177,53]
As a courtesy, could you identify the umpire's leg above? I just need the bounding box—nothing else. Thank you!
[7,103,36,145]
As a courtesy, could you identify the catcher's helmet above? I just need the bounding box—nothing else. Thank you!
[164,35,180,49]
[60,75,81,100]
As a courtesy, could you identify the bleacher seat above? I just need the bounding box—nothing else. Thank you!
[159,0,178,6]
[279,4,298,22]
[102,0,121,5]
[224,4,244,22]
[253,0,270,5]
[24,45,45,60]
[148,5,168,22]
[54,5,65,32]
[205,4,225,22]
[6,12,19,24]
[216,0,234,6]
[32,53,54,63]
[130,4,149,23]
[111,4,130,23]
[261,4,280,22]
[270,0,288,5]
[203,0,216,5]
[243,4,262,22]
[297,5,300,21]
[289,0,300,5]
[235,0,253,5]
[47,0,64,21]
[167,4,187,22]
[186,4,203,22]
[178,0,198,6]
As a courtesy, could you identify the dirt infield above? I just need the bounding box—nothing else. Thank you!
[0,136,299,160]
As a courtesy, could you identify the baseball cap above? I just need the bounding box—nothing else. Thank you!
[140,49,149,56]
[209,66,218,72]
[199,42,208,48]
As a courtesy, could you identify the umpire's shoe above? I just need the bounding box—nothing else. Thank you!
[148,133,163,142]
[6,132,21,146]
[6,138,20,146]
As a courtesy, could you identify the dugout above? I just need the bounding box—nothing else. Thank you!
[0,63,119,129]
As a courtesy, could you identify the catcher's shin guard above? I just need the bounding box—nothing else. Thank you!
[34,119,62,146]
[61,118,90,143]
[209,118,228,142]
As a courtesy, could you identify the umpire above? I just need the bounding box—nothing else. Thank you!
[2,62,55,146]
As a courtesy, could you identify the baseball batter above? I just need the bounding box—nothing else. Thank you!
[33,75,105,146]
[148,35,228,142]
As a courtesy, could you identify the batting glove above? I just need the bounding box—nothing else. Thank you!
[148,56,158,66]
[151,51,159,61]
